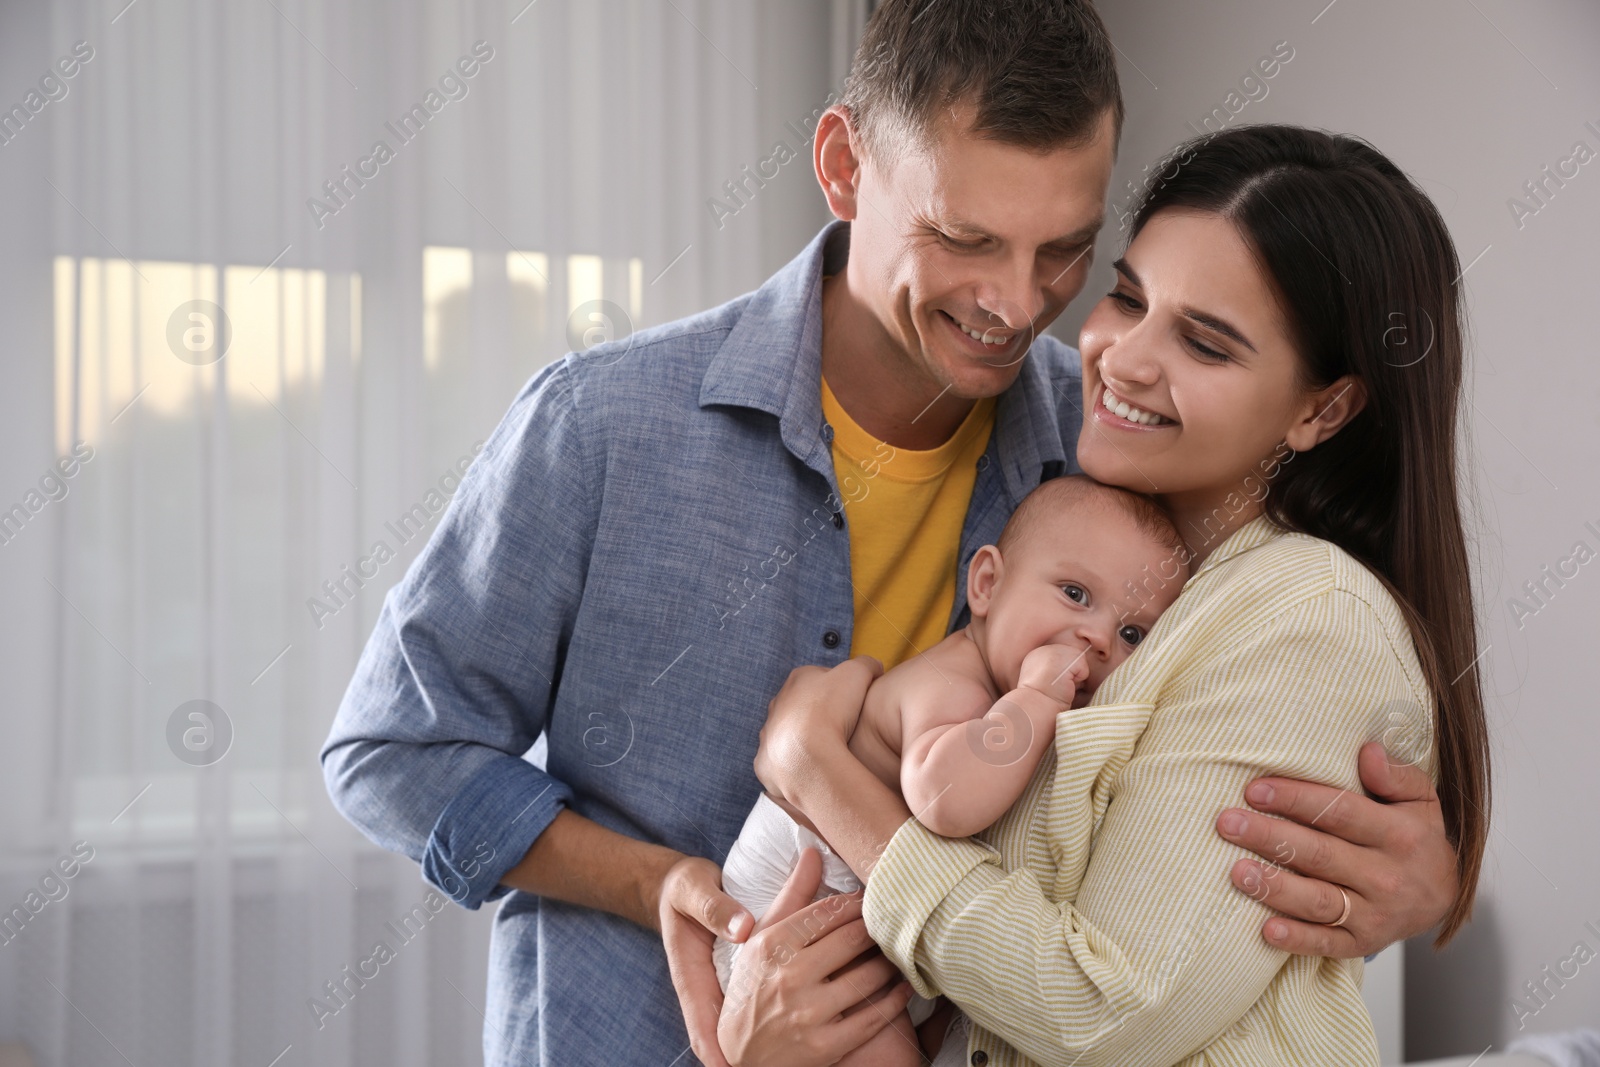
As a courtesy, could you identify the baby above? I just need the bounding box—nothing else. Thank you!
[714,475,1190,1065]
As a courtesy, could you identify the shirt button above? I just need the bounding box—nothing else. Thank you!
[831,511,844,529]
[971,1052,988,1066]
[822,422,834,442]
[976,454,990,471]
[822,630,841,649]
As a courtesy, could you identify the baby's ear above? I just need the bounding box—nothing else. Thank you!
[967,545,1002,618]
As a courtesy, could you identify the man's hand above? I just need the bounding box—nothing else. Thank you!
[755,657,881,805]
[659,855,755,1067]
[717,848,913,1066]
[1217,741,1459,957]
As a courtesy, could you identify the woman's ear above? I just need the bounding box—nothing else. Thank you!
[814,105,862,222]
[967,545,1003,619]
[1284,374,1368,453]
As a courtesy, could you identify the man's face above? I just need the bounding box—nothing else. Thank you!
[838,104,1116,400]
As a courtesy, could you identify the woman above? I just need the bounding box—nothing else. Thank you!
[745,125,1491,1066]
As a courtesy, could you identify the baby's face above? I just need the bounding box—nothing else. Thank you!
[970,508,1185,705]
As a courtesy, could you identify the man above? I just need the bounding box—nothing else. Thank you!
[322,1,1460,1063]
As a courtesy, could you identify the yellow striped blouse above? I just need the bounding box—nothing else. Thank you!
[862,514,1438,1067]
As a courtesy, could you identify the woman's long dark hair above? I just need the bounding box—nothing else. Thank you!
[1130,125,1488,945]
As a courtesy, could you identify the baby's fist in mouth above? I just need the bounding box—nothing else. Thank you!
[1018,644,1090,705]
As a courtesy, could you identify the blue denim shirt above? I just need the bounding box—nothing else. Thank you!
[321,220,1084,1066]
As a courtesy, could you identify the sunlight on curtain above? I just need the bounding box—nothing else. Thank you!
[0,1,843,1064]
[51,255,359,826]
[422,247,469,373]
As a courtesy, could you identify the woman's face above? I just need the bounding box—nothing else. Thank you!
[1076,210,1342,508]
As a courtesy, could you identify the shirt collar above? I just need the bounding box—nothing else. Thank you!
[699,221,841,474]
[699,219,1067,497]
[991,327,1071,506]
[1188,513,1286,581]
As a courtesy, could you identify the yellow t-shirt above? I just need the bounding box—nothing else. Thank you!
[821,376,997,670]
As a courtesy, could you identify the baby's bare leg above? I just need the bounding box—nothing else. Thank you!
[835,1005,923,1067]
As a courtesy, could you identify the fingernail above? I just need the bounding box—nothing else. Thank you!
[1240,865,1260,892]
[1266,920,1288,942]
[1219,811,1247,837]
[727,913,750,939]
[1246,782,1275,806]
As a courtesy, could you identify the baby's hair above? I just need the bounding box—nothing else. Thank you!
[997,475,1186,564]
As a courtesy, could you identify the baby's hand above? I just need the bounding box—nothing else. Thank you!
[1017,644,1090,706]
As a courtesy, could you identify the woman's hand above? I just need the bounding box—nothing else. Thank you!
[718,848,913,1066]
[755,656,881,804]
[1217,741,1459,956]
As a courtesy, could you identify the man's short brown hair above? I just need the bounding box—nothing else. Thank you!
[840,0,1124,160]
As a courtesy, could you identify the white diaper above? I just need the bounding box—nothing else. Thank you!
[713,792,936,1026]
[928,1009,970,1066]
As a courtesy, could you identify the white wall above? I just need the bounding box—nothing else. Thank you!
[751,3,852,280]
[1066,1,1600,1059]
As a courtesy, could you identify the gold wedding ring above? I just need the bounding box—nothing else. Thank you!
[1328,886,1352,928]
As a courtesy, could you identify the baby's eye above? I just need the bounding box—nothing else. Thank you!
[1118,624,1146,647]
[1062,584,1088,605]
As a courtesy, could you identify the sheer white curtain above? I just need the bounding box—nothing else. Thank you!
[0,2,851,1064]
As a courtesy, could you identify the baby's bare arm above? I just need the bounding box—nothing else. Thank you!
[898,646,1083,838]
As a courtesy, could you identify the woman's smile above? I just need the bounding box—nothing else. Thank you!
[1075,210,1326,519]
[1094,381,1179,428]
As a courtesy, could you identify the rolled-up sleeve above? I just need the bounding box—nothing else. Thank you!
[321,357,599,909]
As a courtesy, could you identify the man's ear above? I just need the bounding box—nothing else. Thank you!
[967,545,1003,619]
[814,105,862,222]
[1284,374,1368,453]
